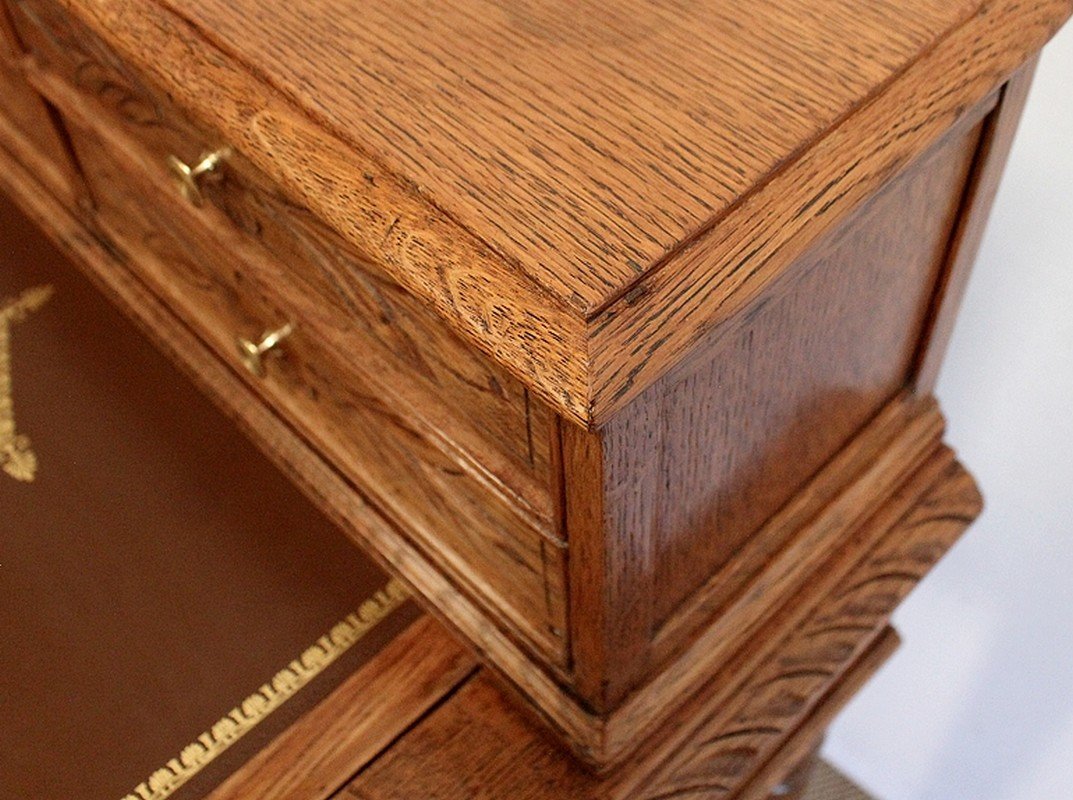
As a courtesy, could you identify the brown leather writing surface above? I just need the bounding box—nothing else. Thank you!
[0,191,417,800]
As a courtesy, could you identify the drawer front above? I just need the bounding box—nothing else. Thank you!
[7,0,554,518]
[61,117,569,664]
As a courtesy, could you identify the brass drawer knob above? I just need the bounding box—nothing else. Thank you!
[166,147,232,207]
[236,322,294,378]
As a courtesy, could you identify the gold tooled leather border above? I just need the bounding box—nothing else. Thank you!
[122,577,410,800]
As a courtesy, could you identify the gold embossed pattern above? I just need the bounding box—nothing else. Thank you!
[0,283,53,482]
[122,577,409,800]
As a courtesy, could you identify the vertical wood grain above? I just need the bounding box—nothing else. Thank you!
[564,115,984,711]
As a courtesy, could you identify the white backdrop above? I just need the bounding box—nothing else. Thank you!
[825,22,1073,800]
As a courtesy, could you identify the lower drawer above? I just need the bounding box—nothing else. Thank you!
[61,116,570,666]
[0,187,463,800]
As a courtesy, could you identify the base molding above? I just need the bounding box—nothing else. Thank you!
[345,446,981,798]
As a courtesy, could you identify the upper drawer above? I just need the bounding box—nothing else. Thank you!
[7,0,555,520]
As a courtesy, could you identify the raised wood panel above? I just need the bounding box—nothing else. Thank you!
[61,117,570,666]
[567,114,986,710]
[647,118,984,626]
[8,0,555,510]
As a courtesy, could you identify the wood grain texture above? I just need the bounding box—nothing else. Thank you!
[564,397,946,765]
[585,0,1072,420]
[344,451,979,799]
[631,459,980,800]
[45,0,593,422]
[150,0,975,312]
[646,120,980,628]
[563,107,984,717]
[32,0,1071,424]
[1,0,1058,777]
[56,111,570,666]
[9,0,554,519]
[724,634,897,800]
[0,105,584,758]
[206,618,476,800]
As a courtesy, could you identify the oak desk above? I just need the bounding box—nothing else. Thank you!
[1,0,1069,797]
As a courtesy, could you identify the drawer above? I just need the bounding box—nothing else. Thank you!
[61,115,570,665]
[7,0,555,515]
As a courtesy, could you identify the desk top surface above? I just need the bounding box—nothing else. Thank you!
[66,0,1071,422]
[154,0,974,314]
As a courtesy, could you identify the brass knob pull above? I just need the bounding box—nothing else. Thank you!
[236,322,294,378]
[166,147,232,207]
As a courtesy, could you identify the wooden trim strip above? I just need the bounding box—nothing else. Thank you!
[204,617,476,800]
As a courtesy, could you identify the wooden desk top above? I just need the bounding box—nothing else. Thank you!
[59,0,1072,423]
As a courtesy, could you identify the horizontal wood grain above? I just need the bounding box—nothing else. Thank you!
[23,0,1066,425]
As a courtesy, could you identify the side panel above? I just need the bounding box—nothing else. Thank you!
[565,96,1002,711]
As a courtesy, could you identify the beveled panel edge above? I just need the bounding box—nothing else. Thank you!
[51,0,1073,427]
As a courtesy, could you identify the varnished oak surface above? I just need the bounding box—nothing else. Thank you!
[153,0,975,310]
[51,0,1073,423]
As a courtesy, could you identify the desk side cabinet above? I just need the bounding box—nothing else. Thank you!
[0,0,1069,797]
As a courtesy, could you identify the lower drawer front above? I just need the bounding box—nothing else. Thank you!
[63,118,570,665]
